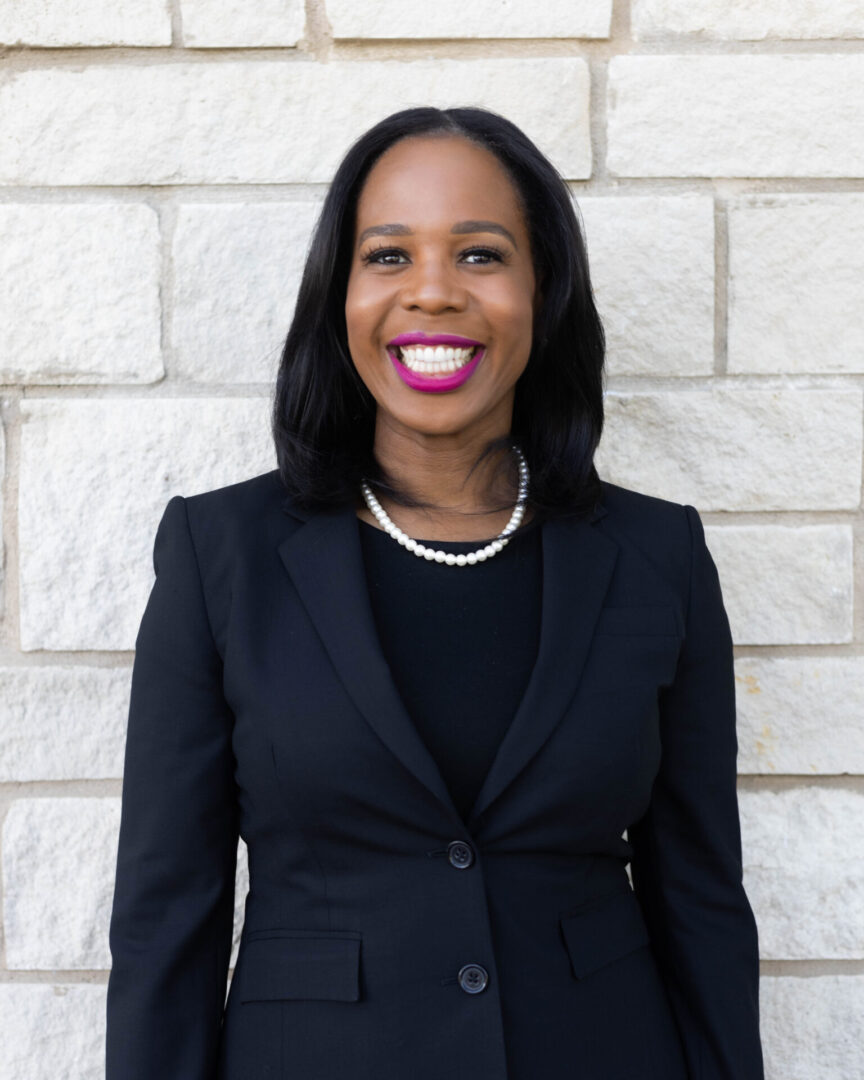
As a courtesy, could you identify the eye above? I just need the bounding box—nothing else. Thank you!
[360,245,407,266]
[360,244,509,267]
[461,245,507,265]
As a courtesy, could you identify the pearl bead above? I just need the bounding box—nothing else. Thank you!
[359,446,529,569]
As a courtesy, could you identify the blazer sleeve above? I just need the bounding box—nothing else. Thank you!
[628,504,764,1079]
[106,494,239,1080]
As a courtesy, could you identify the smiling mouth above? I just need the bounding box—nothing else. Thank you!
[390,343,481,376]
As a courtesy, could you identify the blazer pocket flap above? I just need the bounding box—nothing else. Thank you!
[236,930,362,1003]
[559,890,651,980]
[595,604,681,637]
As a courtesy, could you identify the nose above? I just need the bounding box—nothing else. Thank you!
[398,254,469,314]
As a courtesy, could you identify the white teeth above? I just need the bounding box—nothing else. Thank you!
[396,344,478,374]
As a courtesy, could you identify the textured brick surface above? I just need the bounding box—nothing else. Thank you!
[705,524,853,645]
[0,983,106,1080]
[0,666,130,782]
[740,788,864,959]
[735,656,864,775]
[596,390,862,510]
[761,975,864,1080]
[3,798,121,969]
[579,196,714,376]
[608,56,864,177]
[328,0,612,38]
[0,0,171,45]
[0,60,591,186]
[0,204,162,385]
[728,195,864,374]
[172,201,322,383]
[633,0,864,40]
[181,0,305,47]
[18,399,274,651]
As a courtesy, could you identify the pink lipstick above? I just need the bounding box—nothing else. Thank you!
[389,332,484,348]
[388,347,485,393]
[387,332,486,394]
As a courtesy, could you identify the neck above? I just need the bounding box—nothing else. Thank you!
[359,414,527,542]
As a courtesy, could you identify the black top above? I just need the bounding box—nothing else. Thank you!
[358,513,543,824]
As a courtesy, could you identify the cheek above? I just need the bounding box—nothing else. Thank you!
[344,286,383,354]
[489,285,535,352]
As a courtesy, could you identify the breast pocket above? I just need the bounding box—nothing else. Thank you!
[594,604,683,638]
[585,604,683,698]
[235,929,363,1003]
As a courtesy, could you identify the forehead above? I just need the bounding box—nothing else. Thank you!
[354,135,526,231]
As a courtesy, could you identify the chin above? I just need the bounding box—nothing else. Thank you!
[387,402,481,438]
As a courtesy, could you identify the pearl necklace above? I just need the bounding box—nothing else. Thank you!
[359,446,530,567]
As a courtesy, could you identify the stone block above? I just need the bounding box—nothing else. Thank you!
[735,656,864,775]
[761,975,864,1080]
[0,0,170,45]
[728,195,864,374]
[327,0,612,38]
[740,788,864,959]
[608,56,864,177]
[18,398,274,650]
[705,525,853,645]
[3,798,121,969]
[181,0,304,46]
[596,390,862,510]
[0,204,162,385]
[172,201,321,383]
[0,666,130,782]
[633,0,864,41]
[0,983,106,1080]
[578,195,714,376]
[0,60,591,185]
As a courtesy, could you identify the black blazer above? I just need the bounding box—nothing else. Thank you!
[106,468,764,1080]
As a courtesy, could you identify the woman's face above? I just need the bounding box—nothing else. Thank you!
[345,134,538,441]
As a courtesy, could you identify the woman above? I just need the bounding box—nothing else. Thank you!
[106,106,764,1079]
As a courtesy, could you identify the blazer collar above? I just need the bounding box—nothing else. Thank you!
[277,492,617,834]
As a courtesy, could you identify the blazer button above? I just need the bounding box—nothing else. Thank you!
[458,963,489,994]
[447,840,475,868]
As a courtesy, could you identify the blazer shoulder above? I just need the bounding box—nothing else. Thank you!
[159,469,290,656]
[176,467,291,566]
[596,478,693,582]
[180,466,283,526]
[182,467,285,516]
[598,478,691,528]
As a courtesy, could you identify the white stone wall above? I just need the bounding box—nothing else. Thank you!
[1,1,861,1076]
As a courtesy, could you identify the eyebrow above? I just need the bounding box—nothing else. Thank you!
[357,220,518,249]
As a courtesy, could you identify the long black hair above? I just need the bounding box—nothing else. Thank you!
[271,106,606,521]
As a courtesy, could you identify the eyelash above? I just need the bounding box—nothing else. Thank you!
[360,243,508,266]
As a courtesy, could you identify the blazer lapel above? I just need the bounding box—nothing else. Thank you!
[277,494,618,833]
[278,500,464,825]
[464,510,618,830]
